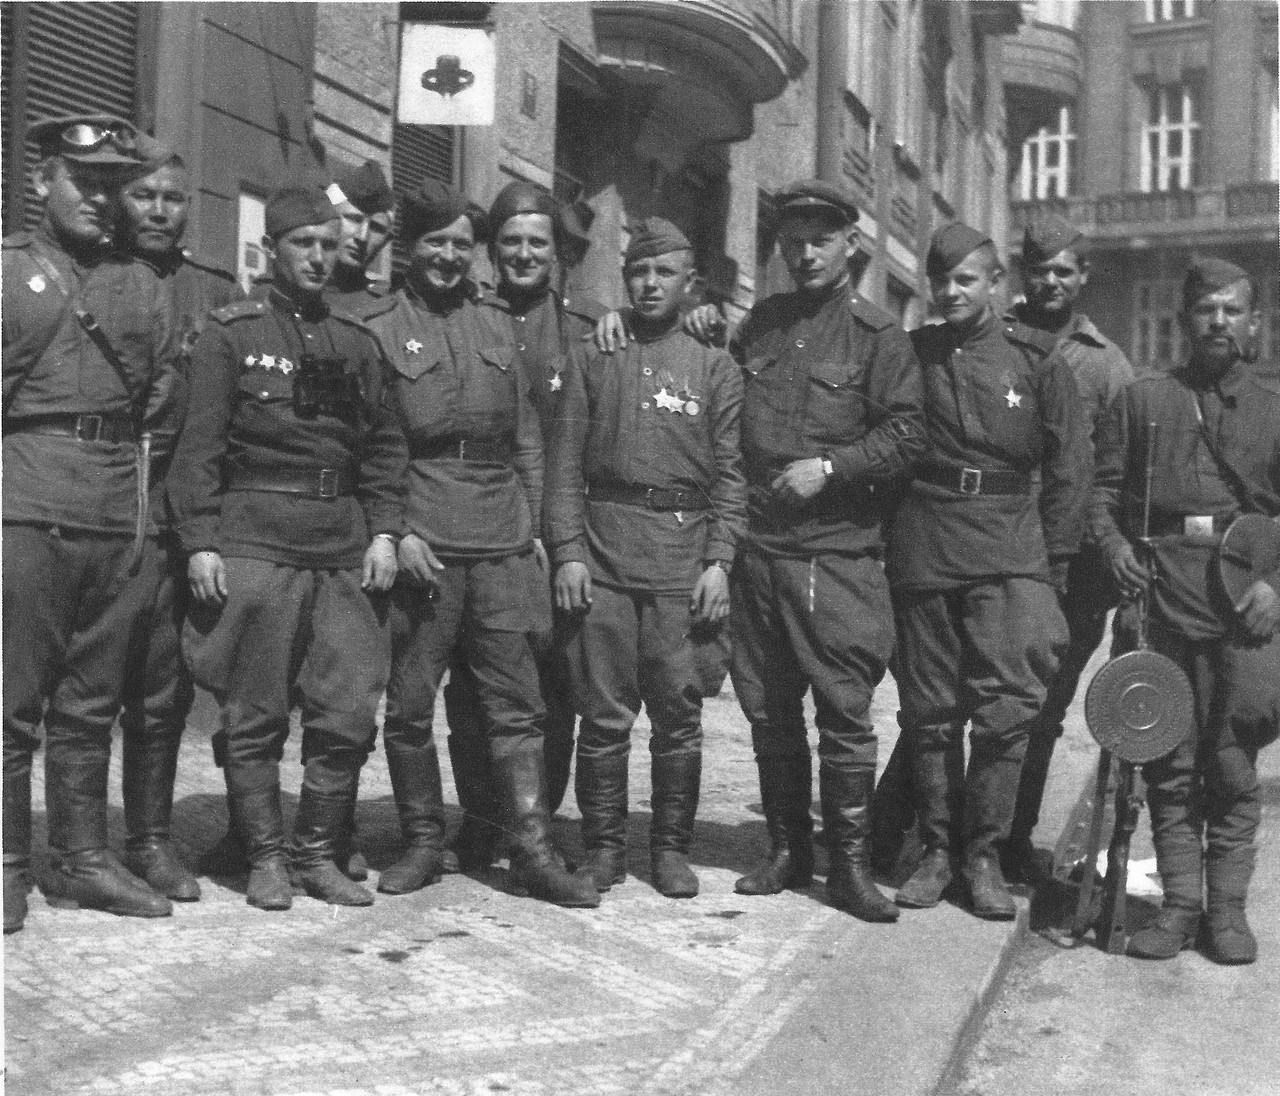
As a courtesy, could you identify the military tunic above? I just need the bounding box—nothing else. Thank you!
[1093,362,1280,898]
[547,317,746,758]
[2,225,181,859]
[169,289,406,765]
[888,313,1088,862]
[728,285,925,771]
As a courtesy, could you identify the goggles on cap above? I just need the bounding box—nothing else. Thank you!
[55,122,137,155]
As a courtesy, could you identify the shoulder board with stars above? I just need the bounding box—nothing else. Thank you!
[211,299,268,325]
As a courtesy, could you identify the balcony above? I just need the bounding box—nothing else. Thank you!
[1002,19,1082,160]
[1010,183,1279,252]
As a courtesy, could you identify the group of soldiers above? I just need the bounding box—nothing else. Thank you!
[3,113,1277,971]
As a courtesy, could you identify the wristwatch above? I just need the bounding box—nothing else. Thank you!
[373,532,399,545]
[821,454,835,478]
[707,559,731,572]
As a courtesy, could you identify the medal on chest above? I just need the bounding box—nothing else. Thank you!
[405,338,423,355]
[549,372,563,393]
[1000,370,1023,410]
[653,370,700,416]
[245,352,294,375]
[26,274,46,294]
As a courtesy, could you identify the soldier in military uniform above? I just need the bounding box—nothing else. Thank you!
[325,160,396,315]
[1095,257,1280,964]
[725,179,925,923]
[110,135,245,902]
[3,114,180,933]
[888,223,1089,920]
[547,218,746,898]
[442,181,607,871]
[1000,214,1137,882]
[169,187,406,910]
[362,180,598,908]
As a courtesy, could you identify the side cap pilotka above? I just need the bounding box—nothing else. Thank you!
[926,222,992,278]
[1182,254,1251,306]
[1022,212,1083,265]
[624,217,692,264]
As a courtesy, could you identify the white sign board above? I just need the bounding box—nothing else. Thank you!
[398,24,496,127]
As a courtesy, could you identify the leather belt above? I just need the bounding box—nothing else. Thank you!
[413,436,513,464]
[1146,512,1233,539]
[917,463,1033,496]
[229,467,355,500]
[589,483,711,511]
[4,413,135,444]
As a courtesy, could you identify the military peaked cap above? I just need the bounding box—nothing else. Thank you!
[776,178,860,224]
[29,113,143,167]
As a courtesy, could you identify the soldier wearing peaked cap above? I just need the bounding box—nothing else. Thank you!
[326,159,396,314]
[439,180,610,872]
[3,114,182,933]
[722,178,926,923]
[887,222,1090,921]
[361,179,600,909]
[546,218,746,899]
[1094,255,1280,965]
[168,185,408,912]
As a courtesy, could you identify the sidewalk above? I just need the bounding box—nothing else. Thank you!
[3,669,1095,1096]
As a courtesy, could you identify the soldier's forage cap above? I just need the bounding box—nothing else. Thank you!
[327,160,395,215]
[1022,213,1083,265]
[624,217,692,264]
[29,113,142,166]
[926,222,993,278]
[776,178,860,225]
[402,178,476,241]
[124,134,181,181]
[1182,254,1251,304]
[489,180,559,235]
[264,187,339,238]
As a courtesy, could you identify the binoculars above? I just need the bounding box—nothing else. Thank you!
[293,355,363,419]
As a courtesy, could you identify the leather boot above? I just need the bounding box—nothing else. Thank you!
[43,740,171,918]
[542,684,576,816]
[896,737,962,908]
[444,722,502,873]
[650,751,701,899]
[199,827,249,876]
[1205,849,1256,965]
[493,741,600,908]
[1131,784,1205,957]
[870,735,915,875]
[122,734,201,901]
[379,731,448,894]
[4,756,33,933]
[820,764,899,923]
[1128,905,1202,959]
[225,761,292,910]
[962,744,1024,920]
[575,752,629,892]
[333,787,369,882]
[292,751,375,906]
[1000,722,1057,886]
[735,753,814,895]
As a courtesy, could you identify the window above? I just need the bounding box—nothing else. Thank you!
[1141,83,1200,192]
[1270,73,1280,182]
[1133,279,1183,370]
[1144,0,1199,22]
[1019,105,1076,200]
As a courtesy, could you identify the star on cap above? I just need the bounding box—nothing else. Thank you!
[405,339,423,354]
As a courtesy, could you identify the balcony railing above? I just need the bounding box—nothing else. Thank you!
[1011,182,1277,245]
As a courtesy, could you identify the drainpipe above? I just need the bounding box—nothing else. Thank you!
[815,0,848,181]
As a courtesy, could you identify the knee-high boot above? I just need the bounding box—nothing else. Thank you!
[379,728,448,894]
[735,752,814,895]
[492,741,599,908]
[870,734,915,874]
[224,759,292,910]
[443,678,503,871]
[122,734,200,901]
[1205,847,1256,964]
[896,734,963,909]
[575,751,629,891]
[962,741,1025,921]
[650,751,701,899]
[1128,772,1203,959]
[292,750,375,906]
[3,754,33,933]
[1000,719,1058,884]
[43,733,171,918]
[821,763,898,922]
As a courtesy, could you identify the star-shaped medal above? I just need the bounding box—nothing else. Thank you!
[275,357,294,375]
[654,386,685,413]
[405,338,423,354]
[261,354,277,371]
[27,274,46,293]
[1005,386,1022,409]
[549,373,563,392]
[245,354,258,369]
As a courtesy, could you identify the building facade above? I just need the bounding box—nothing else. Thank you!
[3,0,1029,322]
[1007,0,1280,370]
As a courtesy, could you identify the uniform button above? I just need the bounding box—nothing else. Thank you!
[643,368,653,376]
[517,343,526,351]
[516,315,526,323]
[259,390,270,401]
[795,339,805,349]
[641,401,650,409]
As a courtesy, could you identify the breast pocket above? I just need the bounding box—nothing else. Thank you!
[393,350,438,382]
[806,359,864,443]
[237,370,293,408]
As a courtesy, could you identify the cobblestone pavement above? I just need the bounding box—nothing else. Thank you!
[5,678,1029,1096]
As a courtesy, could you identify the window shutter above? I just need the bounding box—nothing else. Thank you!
[2,2,139,235]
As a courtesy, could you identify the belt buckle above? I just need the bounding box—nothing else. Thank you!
[318,469,339,499]
[959,467,982,495]
[75,414,104,442]
[1183,515,1215,539]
